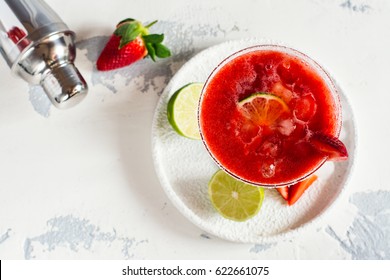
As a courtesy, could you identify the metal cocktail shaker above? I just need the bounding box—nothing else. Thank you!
[0,0,87,109]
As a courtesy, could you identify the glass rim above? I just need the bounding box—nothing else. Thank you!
[198,44,342,188]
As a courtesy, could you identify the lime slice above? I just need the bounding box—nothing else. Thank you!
[208,170,264,222]
[238,93,290,126]
[167,83,203,140]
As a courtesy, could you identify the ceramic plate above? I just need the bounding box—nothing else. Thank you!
[151,39,356,243]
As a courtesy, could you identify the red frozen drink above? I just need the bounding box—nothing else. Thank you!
[199,45,346,187]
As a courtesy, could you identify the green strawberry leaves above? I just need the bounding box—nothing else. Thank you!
[114,21,143,49]
[143,34,164,44]
[114,19,171,61]
[155,43,171,58]
[145,43,156,61]
[143,34,171,61]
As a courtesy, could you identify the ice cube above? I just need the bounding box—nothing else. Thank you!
[233,118,261,144]
[293,93,317,122]
[271,82,293,102]
[257,137,281,157]
[261,159,276,178]
[276,118,296,136]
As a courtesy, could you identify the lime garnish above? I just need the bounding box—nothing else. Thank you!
[238,93,290,126]
[208,170,264,222]
[167,83,203,140]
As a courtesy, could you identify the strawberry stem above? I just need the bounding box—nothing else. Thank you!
[145,20,158,28]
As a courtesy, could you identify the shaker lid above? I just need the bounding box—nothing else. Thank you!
[41,62,88,109]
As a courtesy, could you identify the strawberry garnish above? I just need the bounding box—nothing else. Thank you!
[96,18,171,71]
[309,132,348,161]
[287,174,318,205]
[275,175,317,205]
[276,186,289,200]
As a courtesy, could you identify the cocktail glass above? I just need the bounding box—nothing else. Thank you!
[198,45,342,187]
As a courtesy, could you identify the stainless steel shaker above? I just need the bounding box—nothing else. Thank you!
[0,0,87,109]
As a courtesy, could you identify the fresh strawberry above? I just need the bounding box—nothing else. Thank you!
[96,18,171,71]
[276,186,289,200]
[309,132,348,161]
[287,174,318,206]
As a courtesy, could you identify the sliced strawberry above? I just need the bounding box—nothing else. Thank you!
[309,132,348,161]
[276,186,289,200]
[97,19,171,71]
[288,174,318,206]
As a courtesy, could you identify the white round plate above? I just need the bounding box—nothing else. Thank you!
[151,39,356,243]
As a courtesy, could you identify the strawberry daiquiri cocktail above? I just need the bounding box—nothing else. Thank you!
[198,45,348,187]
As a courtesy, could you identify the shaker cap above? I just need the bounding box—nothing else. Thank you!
[41,62,88,109]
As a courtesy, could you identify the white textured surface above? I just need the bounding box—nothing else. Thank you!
[0,0,389,260]
[152,39,356,243]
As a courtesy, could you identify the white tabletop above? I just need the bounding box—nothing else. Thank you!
[0,0,389,259]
